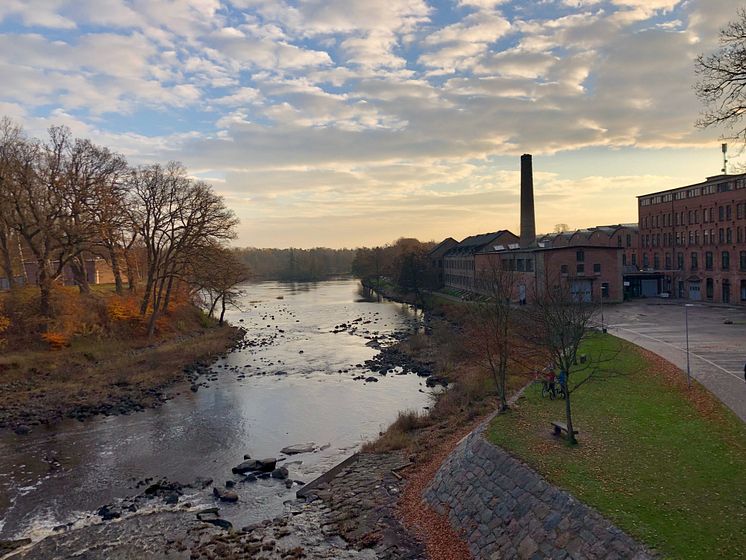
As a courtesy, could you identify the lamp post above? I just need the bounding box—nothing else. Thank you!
[684,304,694,388]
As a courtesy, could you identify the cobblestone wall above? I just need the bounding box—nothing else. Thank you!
[424,428,652,560]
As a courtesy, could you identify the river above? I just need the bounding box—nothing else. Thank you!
[0,279,433,542]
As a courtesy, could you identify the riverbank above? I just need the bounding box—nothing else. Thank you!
[0,319,241,434]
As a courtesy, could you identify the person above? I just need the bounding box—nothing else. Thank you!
[545,368,556,398]
[558,369,567,393]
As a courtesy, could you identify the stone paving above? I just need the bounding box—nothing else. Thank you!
[302,451,425,559]
[424,427,653,560]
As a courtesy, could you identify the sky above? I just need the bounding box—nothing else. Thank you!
[0,0,742,248]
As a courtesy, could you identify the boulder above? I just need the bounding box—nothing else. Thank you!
[281,443,315,455]
[13,425,31,435]
[212,487,238,503]
[365,376,379,383]
[271,467,289,480]
[201,518,233,530]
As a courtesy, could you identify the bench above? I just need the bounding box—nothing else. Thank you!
[551,421,579,438]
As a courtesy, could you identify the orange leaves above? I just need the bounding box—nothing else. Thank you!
[41,331,70,350]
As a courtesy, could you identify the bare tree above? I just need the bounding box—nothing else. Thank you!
[0,118,23,288]
[469,259,519,412]
[525,279,599,444]
[191,246,251,325]
[695,8,746,142]
[129,163,238,337]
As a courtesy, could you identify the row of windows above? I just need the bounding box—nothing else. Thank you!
[642,203,746,229]
[560,263,603,274]
[444,258,472,271]
[696,278,746,301]
[444,274,474,287]
[642,226,746,248]
[642,250,746,272]
[640,179,745,206]
[500,258,535,272]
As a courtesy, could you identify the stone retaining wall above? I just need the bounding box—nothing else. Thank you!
[424,427,652,560]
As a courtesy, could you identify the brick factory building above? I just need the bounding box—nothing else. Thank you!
[443,230,518,292]
[473,154,628,304]
[638,172,746,304]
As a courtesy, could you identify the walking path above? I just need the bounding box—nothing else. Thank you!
[602,301,746,422]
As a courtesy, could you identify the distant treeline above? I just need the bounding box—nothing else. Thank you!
[233,247,356,281]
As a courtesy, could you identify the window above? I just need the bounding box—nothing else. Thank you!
[654,254,660,269]
[719,206,725,221]
[741,279,746,301]
[622,253,627,266]
[593,263,601,273]
[643,254,649,268]
[705,251,713,271]
[690,252,698,271]
[576,249,584,262]
[665,253,671,270]
[738,203,745,220]
[740,251,746,271]
[727,228,732,243]
[626,234,631,247]
[526,259,534,272]
[722,251,730,271]
[632,253,637,266]
[727,205,732,220]
[601,283,609,299]
[677,253,684,270]
[706,278,714,299]
[617,236,622,247]
[719,228,725,244]
[517,258,525,272]
[561,264,568,274]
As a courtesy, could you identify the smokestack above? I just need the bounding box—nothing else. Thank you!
[520,154,536,248]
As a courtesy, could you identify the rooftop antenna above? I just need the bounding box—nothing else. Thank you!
[721,142,728,174]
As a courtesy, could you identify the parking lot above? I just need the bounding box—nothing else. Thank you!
[602,301,746,422]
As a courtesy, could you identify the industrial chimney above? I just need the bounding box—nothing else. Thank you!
[520,154,536,248]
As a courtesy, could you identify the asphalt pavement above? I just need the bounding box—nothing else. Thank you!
[601,300,746,423]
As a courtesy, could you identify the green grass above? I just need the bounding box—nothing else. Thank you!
[487,333,746,560]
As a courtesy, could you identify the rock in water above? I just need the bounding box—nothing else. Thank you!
[232,459,260,474]
[365,376,379,383]
[213,487,238,503]
[201,518,233,530]
[271,466,289,480]
[281,443,315,455]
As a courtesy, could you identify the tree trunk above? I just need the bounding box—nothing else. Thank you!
[124,250,138,293]
[38,263,52,321]
[70,256,91,294]
[0,228,16,289]
[140,264,156,315]
[147,276,167,338]
[564,380,577,445]
[162,274,175,312]
[108,247,124,295]
[219,295,226,326]
[208,295,219,318]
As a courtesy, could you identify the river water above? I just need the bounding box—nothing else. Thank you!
[0,279,433,541]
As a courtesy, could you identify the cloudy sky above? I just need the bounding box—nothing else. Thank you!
[0,0,741,248]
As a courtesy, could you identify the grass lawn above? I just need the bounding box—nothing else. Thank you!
[486,333,746,560]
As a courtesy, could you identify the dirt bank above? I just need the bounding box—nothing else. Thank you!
[0,323,242,434]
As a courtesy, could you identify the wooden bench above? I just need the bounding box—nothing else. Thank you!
[551,421,579,438]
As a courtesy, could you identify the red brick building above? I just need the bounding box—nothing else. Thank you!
[475,242,625,303]
[638,173,746,304]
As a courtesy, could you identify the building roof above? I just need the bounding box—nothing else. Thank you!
[636,171,746,198]
[445,230,517,256]
[428,237,458,259]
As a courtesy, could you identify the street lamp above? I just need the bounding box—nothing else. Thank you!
[684,304,694,388]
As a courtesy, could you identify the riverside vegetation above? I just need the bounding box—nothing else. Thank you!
[358,271,746,559]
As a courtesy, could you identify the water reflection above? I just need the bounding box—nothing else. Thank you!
[0,279,432,539]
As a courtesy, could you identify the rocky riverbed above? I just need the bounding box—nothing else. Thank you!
[3,449,425,560]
